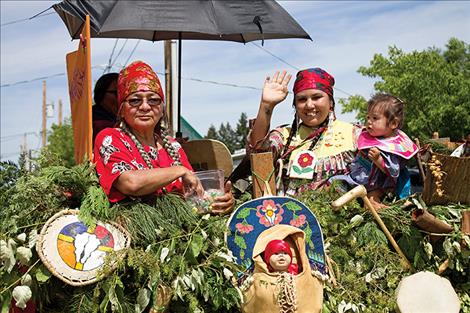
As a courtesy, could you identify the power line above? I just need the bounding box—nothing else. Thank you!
[2,67,261,92]
[109,39,128,69]
[123,40,141,67]
[2,7,356,98]
[1,65,106,88]
[251,42,300,71]
[250,42,355,97]
[104,39,120,74]
[1,132,39,141]
[1,11,55,28]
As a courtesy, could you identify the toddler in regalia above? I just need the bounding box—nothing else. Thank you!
[333,93,418,209]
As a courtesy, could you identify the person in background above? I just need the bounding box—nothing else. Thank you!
[248,68,359,196]
[93,61,234,214]
[451,133,470,158]
[92,73,119,142]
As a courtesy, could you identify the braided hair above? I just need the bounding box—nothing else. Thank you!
[280,113,299,160]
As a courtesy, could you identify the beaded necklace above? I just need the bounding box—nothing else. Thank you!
[119,122,181,169]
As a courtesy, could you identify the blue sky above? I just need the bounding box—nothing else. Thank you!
[1,1,469,162]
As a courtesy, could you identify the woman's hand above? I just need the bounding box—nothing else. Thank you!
[261,71,292,110]
[211,181,235,215]
[182,169,204,197]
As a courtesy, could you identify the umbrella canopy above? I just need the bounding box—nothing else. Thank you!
[53,0,311,133]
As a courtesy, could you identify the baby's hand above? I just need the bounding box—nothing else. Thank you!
[368,147,381,161]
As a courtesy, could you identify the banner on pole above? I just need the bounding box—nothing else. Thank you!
[66,15,92,164]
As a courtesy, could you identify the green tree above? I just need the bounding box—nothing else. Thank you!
[205,124,219,141]
[218,122,238,153]
[205,112,249,153]
[340,38,470,140]
[45,118,75,167]
[235,112,249,151]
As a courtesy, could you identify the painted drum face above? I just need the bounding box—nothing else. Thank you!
[57,222,115,271]
[37,210,131,286]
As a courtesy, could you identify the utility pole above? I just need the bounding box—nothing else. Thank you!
[21,133,29,171]
[164,40,173,134]
[58,99,63,126]
[42,80,47,147]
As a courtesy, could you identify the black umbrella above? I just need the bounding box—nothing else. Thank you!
[53,0,311,134]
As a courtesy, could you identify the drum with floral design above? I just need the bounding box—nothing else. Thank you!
[225,196,326,276]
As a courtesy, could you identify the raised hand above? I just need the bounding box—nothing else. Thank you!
[261,71,292,109]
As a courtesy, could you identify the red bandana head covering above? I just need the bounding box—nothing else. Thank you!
[293,68,335,97]
[117,60,164,105]
[264,239,298,275]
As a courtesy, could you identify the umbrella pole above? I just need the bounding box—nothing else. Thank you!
[176,32,182,138]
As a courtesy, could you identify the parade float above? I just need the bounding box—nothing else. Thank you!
[1,141,469,312]
[2,1,469,312]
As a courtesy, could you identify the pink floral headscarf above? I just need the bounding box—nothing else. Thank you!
[117,60,164,105]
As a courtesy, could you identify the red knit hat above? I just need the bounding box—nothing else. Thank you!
[264,239,298,275]
[117,60,164,105]
[293,68,335,97]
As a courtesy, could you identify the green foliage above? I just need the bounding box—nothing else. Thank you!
[339,95,368,125]
[2,151,469,312]
[341,38,470,140]
[205,112,249,153]
[205,125,219,141]
[0,161,22,207]
[1,152,241,312]
[296,188,470,312]
[235,112,249,150]
[45,118,75,167]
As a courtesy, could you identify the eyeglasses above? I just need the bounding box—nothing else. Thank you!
[126,97,162,107]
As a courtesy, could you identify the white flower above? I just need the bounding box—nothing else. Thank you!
[216,251,236,262]
[160,247,170,263]
[16,247,32,265]
[21,274,32,287]
[12,285,32,309]
[0,239,16,273]
[452,241,461,254]
[135,288,151,313]
[16,233,27,243]
[424,242,433,258]
[223,268,234,280]
[349,215,364,228]
[28,229,38,249]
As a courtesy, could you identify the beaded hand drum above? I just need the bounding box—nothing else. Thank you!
[36,209,130,286]
[225,196,327,276]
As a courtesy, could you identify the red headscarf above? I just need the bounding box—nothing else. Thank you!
[117,60,164,106]
[293,68,335,97]
[264,239,298,275]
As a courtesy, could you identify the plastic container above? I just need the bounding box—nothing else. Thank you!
[188,169,225,213]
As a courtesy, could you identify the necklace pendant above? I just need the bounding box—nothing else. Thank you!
[288,150,316,179]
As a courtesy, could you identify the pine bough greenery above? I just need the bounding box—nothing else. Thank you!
[1,154,469,312]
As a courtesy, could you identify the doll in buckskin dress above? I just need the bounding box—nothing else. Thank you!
[332,93,418,209]
[241,225,324,313]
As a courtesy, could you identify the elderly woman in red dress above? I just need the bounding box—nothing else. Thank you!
[94,61,234,214]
